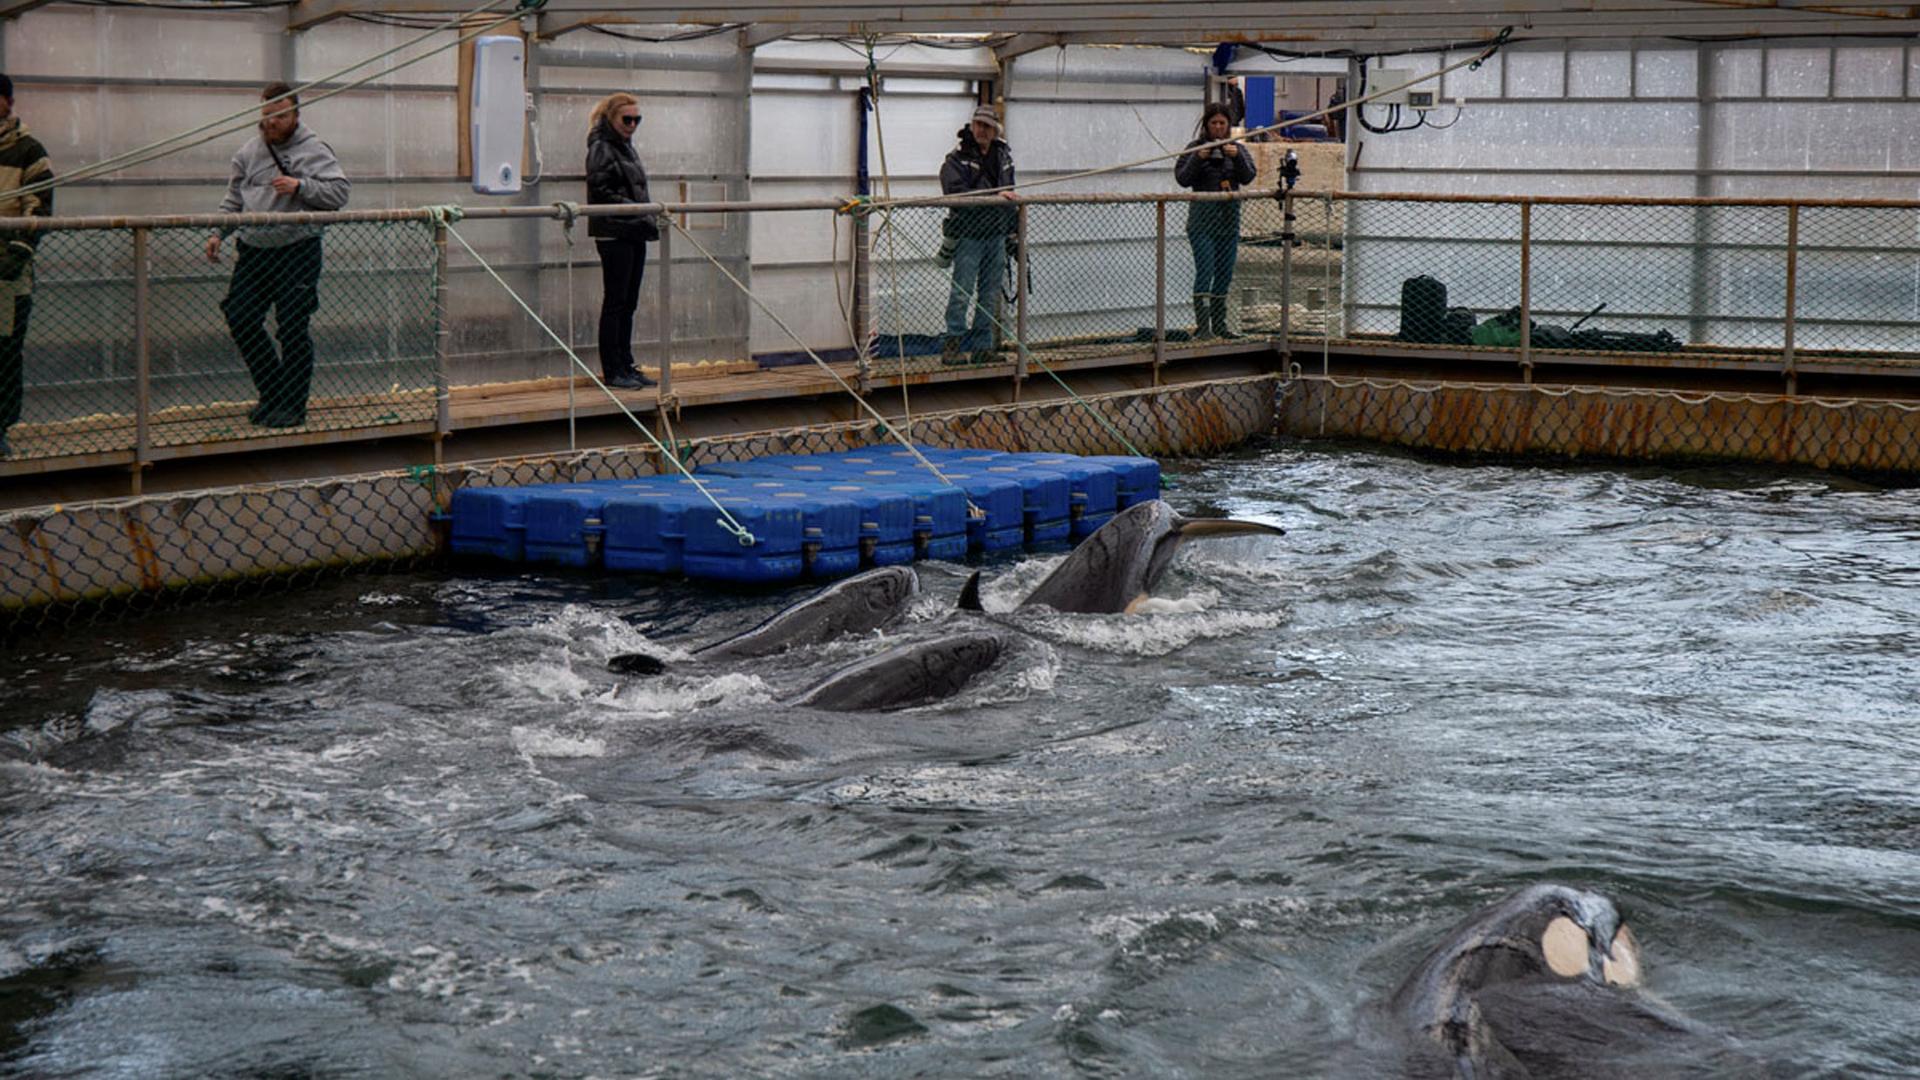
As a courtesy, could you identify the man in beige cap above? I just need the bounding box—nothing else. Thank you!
[937,103,1018,365]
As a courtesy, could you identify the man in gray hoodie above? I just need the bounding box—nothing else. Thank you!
[204,83,351,428]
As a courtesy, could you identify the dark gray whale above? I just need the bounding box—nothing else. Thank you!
[788,629,1008,711]
[608,566,919,675]
[961,499,1284,615]
[1391,884,1743,1079]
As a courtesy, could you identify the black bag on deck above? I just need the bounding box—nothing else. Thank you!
[1398,275,1449,343]
[1443,306,1478,344]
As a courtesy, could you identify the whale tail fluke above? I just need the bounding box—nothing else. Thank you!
[958,572,985,613]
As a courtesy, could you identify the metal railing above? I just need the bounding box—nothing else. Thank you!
[7,189,1920,488]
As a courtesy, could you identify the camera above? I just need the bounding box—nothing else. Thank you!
[1279,149,1301,191]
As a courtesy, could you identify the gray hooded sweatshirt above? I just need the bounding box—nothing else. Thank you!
[213,123,351,248]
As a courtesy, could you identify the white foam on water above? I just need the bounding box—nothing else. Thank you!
[358,591,408,607]
[1020,595,1288,656]
[509,726,607,759]
[610,670,774,719]
[499,659,611,704]
[1180,539,1296,585]
[512,603,692,664]
[973,555,1068,613]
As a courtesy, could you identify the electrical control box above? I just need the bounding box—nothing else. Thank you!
[470,35,525,195]
[1407,89,1437,110]
[1370,68,1414,106]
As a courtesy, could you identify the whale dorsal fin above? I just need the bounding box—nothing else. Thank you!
[958,571,985,612]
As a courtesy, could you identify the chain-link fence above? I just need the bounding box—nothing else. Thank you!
[9,192,1920,481]
[1330,195,1920,366]
[1278,374,1920,473]
[0,374,1278,637]
[4,218,437,465]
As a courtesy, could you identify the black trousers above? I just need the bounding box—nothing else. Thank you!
[221,237,323,419]
[595,237,647,380]
[0,294,30,439]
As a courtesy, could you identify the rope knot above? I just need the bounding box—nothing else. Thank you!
[553,200,580,231]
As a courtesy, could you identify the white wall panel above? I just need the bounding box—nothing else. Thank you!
[1833,46,1903,98]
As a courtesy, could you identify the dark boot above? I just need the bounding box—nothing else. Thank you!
[941,336,966,366]
[1211,294,1241,339]
[1192,294,1211,338]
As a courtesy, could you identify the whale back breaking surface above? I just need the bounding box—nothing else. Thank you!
[789,630,1007,711]
[697,566,919,660]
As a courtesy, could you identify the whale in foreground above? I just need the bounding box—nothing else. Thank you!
[961,499,1283,615]
[608,566,919,675]
[788,630,1008,711]
[1391,884,1739,1079]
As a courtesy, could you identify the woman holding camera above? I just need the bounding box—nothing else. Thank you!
[1174,103,1257,338]
[586,92,657,390]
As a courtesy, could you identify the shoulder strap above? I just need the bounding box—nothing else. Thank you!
[263,139,292,176]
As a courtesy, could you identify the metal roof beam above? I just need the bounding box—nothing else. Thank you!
[288,0,1920,38]
[0,0,59,20]
[994,32,1063,61]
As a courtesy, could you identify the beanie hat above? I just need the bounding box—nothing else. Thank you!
[969,104,1001,132]
[0,74,12,100]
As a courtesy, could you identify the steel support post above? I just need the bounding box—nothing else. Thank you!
[1783,202,1799,395]
[1519,201,1533,382]
[1153,200,1166,385]
[1016,202,1029,394]
[658,221,674,399]
[132,226,151,494]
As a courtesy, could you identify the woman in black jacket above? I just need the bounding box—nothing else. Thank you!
[585,93,657,390]
[1173,103,1257,338]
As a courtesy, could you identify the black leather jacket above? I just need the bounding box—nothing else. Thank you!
[1174,136,1257,194]
[585,119,655,242]
[939,129,1018,239]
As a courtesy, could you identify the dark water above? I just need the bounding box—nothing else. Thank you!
[3,444,1917,1078]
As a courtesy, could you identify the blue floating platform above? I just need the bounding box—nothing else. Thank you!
[446,449,1162,583]
[449,484,539,561]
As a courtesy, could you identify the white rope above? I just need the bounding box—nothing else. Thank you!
[437,216,760,546]
[664,215,987,517]
[863,40,917,432]
[1,0,524,204]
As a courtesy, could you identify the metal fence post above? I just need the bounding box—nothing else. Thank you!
[1519,201,1533,383]
[854,207,871,396]
[432,219,452,470]
[658,220,674,400]
[1153,200,1166,386]
[1016,202,1029,394]
[1783,202,1800,395]
[131,226,151,495]
[1280,190,1294,365]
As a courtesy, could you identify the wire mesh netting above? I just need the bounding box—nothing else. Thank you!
[1331,196,1920,361]
[1278,374,1920,472]
[0,375,1278,636]
[1,220,438,464]
[1795,205,1920,356]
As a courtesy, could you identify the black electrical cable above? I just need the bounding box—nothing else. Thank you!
[585,23,746,43]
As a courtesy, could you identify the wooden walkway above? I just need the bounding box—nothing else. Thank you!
[0,338,1266,486]
[6,329,1916,492]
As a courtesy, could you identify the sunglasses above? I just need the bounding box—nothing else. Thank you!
[617,114,641,126]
